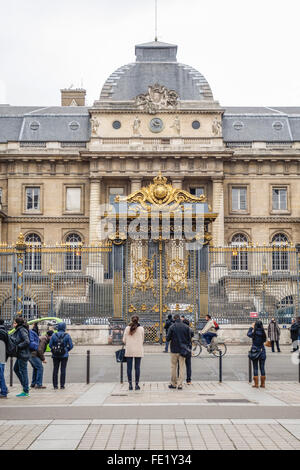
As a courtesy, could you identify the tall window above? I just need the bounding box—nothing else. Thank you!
[272,188,287,211]
[26,187,40,211]
[232,187,247,211]
[272,233,289,271]
[25,233,41,271]
[190,187,204,197]
[65,233,82,271]
[231,233,248,271]
[66,187,81,212]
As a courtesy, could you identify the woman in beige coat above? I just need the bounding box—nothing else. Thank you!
[122,315,144,390]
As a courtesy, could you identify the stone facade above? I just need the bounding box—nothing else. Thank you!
[0,40,300,248]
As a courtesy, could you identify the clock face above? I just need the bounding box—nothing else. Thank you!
[149,118,164,133]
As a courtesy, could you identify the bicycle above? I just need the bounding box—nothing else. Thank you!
[191,333,227,357]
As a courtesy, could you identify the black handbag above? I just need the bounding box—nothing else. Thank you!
[248,345,262,361]
[115,347,127,363]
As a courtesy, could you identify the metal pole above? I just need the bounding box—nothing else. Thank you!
[298,351,300,384]
[10,357,13,387]
[159,239,163,345]
[86,350,90,385]
[248,356,252,383]
[120,361,124,384]
[219,350,222,383]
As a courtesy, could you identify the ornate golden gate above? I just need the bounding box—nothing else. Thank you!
[111,173,217,342]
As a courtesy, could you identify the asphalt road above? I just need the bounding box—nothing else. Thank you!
[5,353,300,384]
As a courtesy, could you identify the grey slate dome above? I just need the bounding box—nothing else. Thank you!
[99,41,214,102]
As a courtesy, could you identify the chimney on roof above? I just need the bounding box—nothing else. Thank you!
[60,88,86,106]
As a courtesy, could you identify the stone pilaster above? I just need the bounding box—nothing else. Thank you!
[172,178,183,189]
[89,178,101,244]
[130,178,142,193]
[212,178,224,247]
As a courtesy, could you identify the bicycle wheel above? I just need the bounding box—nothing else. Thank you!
[212,343,227,357]
[192,341,202,357]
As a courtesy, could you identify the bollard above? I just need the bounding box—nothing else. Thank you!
[10,357,13,387]
[86,350,90,385]
[299,351,300,384]
[219,350,222,383]
[249,357,252,384]
[120,361,124,384]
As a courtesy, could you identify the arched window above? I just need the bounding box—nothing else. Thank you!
[231,233,248,271]
[272,233,289,271]
[65,233,82,271]
[25,233,41,271]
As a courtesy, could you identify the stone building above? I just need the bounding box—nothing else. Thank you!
[0,39,299,327]
[0,39,299,248]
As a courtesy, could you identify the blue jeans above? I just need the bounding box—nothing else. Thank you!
[165,341,169,352]
[126,357,141,384]
[29,355,44,386]
[252,358,266,376]
[14,358,29,394]
[203,332,217,345]
[0,364,8,396]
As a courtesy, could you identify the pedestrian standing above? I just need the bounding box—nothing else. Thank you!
[268,318,281,352]
[11,316,30,397]
[166,314,191,390]
[183,318,194,384]
[123,315,144,391]
[0,319,8,398]
[247,320,267,388]
[290,318,300,352]
[163,314,174,353]
[49,322,73,390]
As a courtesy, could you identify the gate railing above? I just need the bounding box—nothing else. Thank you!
[208,245,300,324]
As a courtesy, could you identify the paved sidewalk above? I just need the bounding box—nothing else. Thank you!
[0,419,300,450]
[0,380,300,449]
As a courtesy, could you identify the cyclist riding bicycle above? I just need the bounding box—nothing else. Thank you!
[200,314,219,352]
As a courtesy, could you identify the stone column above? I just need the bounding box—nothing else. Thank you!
[212,178,225,247]
[130,178,142,193]
[87,178,103,283]
[89,178,102,244]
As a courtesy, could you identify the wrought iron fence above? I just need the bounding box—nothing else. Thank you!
[208,245,299,324]
[0,237,299,329]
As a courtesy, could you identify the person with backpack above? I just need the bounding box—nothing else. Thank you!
[163,314,174,353]
[166,314,191,390]
[0,319,9,398]
[10,316,30,397]
[200,314,219,352]
[28,326,44,389]
[49,322,73,389]
[247,320,267,388]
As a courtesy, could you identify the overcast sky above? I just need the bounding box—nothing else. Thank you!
[0,0,300,107]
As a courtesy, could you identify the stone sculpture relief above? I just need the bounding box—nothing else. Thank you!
[133,116,141,136]
[171,116,181,135]
[135,83,179,114]
[90,117,100,136]
[212,118,222,136]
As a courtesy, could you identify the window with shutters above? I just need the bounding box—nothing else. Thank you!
[272,187,287,211]
[231,187,247,212]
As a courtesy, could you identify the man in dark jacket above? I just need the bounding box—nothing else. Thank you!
[11,316,30,397]
[166,314,191,389]
[163,314,174,353]
[0,319,8,398]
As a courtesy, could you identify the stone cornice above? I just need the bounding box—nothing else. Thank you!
[5,216,89,223]
[225,216,300,223]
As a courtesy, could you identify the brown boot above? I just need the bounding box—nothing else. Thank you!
[252,376,259,388]
[260,376,266,388]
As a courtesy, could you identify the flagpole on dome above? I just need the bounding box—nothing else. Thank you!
[155,0,158,41]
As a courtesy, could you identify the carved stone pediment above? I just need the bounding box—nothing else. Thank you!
[135,83,179,114]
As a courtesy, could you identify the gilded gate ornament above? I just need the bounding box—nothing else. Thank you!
[166,256,189,294]
[132,256,155,294]
[118,172,206,213]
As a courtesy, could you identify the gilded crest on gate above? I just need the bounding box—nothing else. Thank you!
[118,172,206,213]
[132,256,156,295]
[166,256,189,294]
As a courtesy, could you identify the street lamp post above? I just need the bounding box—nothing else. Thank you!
[48,267,56,315]
[261,256,269,322]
